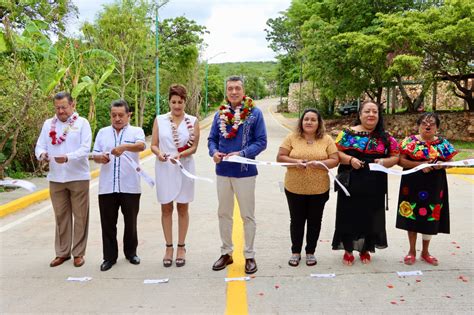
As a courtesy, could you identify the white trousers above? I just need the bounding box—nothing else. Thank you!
[216,175,256,259]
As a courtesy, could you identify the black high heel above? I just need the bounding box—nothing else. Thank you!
[176,244,186,267]
[163,244,173,267]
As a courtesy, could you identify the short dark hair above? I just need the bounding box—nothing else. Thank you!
[168,84,187,101]
[110,99,130,113]
[416,112,440,128]
[297,108,326,139]
[53,92,73,103]
[226,75,244,86]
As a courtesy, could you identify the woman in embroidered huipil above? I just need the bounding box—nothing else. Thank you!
[396,112,457,266]
[151,84,200,268]
[332,101,399,266]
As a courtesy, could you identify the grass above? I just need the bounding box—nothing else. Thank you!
[451,140,474,162]
[454,151,474,161]
[451,140,474,150]
[280,112,300,119]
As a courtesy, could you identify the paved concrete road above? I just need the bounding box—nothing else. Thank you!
[1,98,473,314]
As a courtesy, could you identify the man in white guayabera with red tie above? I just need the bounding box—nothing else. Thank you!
[35,92,92,268]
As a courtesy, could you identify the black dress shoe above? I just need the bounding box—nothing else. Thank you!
[245,258,257,274]
[100,260,116,271]
[127,255,140,265]
[212,254,233,271]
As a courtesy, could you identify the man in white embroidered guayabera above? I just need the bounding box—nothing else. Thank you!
[35,92,92,268]
[208,76,267,274]
[151,84,201,268]
[93,100,146,272]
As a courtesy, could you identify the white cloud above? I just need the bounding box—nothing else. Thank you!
[69,0,290,62]
[202,1,290,62]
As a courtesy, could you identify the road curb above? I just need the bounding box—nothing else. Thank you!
[446,168,474,175]
[0,149,153,218]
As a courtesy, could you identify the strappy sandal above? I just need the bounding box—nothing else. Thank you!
[343,252,355,266]
[404,254,416,265]
[163,244,173,267]
[288,254,301,267]
[359,252,371,264]
[421,253,438,266]
[306,254,317,266]
[176,244,186,267]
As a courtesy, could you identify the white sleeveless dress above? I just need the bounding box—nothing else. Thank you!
[155,113,196,204]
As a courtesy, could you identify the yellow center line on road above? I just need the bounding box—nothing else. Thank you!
[225,197,248,315]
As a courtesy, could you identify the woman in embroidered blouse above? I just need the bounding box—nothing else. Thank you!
[396,113,457,266]
[332,100,399,266]
[277,109,339,267]
[151,84,200,268]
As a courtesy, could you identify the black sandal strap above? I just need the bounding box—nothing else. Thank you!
[166,244,173,247]
[177,244,185,247]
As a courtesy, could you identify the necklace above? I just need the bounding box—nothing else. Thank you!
[49,113,78,145]
[169,114,195,153]
[219,96,254,139]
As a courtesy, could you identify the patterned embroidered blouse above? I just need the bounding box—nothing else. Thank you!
[399,135,457,161]
[335,128,399,155]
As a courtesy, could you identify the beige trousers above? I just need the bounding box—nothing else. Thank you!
[217,175,256,259]
[49,180,90,257]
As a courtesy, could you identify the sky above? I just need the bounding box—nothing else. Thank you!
[68,0,292,63]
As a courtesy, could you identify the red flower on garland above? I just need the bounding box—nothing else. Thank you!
[218,96,255,139]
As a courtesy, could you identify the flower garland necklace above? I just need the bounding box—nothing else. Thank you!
[219,96,254,139]
[169,114,195,153]
[49,113,78,145]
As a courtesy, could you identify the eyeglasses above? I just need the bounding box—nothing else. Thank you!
[420,121,436,127]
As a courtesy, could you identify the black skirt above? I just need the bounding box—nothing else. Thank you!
[332,156,388,253]
[396,169,450,235]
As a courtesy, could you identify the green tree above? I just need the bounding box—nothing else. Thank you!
[0,0,77,34]
[159,16,207,116]
[71,63,118,135]
[0,19,60,178]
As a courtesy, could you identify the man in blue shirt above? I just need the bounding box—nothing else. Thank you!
[208,76,267,274]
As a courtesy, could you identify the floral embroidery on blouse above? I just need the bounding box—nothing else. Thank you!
[335,128,399,155]
[399,135,457,161]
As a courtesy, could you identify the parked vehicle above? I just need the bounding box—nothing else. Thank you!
[338,100,359,115]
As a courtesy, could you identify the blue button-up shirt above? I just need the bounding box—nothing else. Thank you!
[208,106,267,178]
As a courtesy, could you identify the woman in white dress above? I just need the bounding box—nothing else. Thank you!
[151,84,200,267]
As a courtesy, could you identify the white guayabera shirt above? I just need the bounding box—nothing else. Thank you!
[35,114,92,183]
[93,124,146,195]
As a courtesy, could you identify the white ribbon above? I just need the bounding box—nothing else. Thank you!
[0,179,38,192]
[121,154,156,187]
[223,155,350,196]
[91,152,155,188]
[168,158,214,183]
[369,159,474,176]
